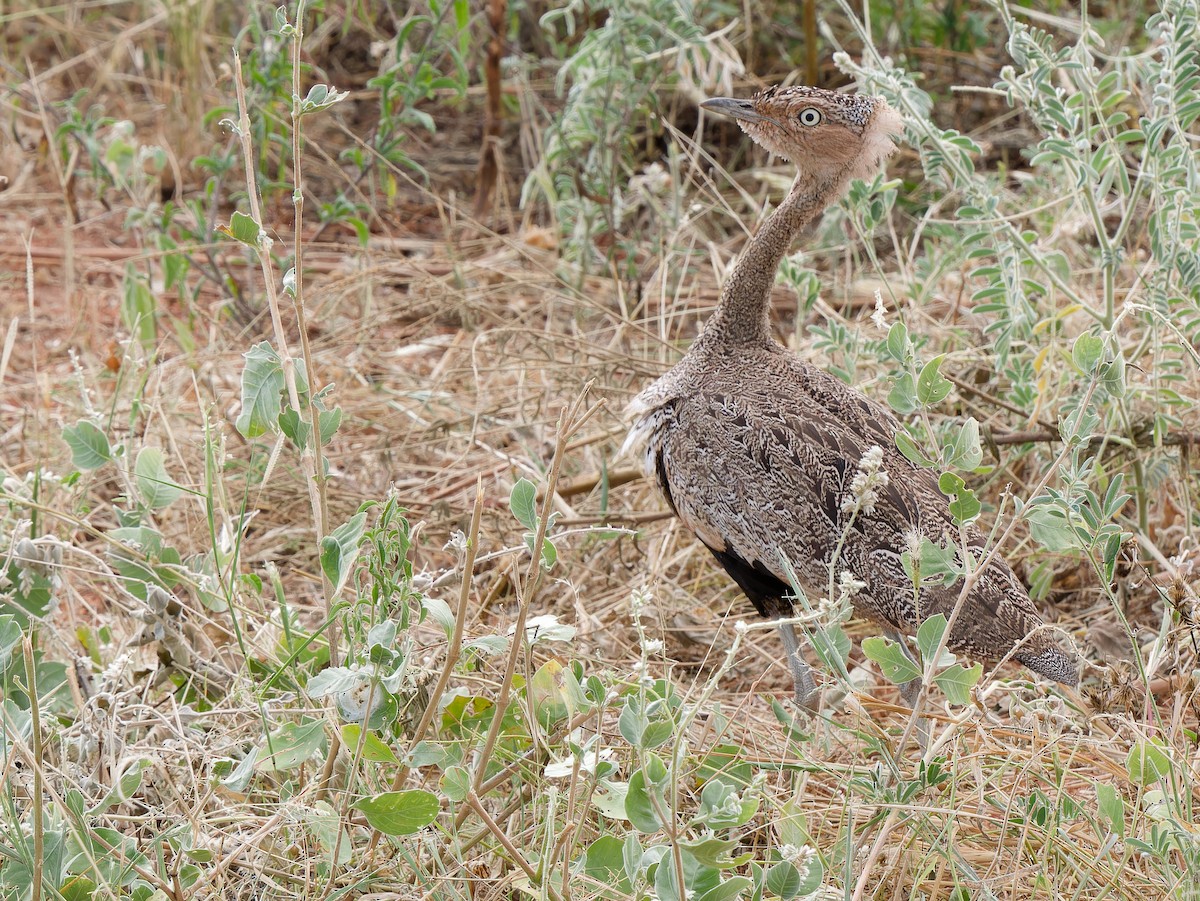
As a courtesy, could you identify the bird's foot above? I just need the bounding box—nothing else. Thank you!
[794,682,821,714]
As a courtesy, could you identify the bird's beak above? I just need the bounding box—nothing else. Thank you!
[700,97,774,125]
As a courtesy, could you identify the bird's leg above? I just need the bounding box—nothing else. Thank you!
[886,627,928,749]
[779,621,819,711]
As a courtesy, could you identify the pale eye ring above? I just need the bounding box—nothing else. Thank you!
[798,107,823,126]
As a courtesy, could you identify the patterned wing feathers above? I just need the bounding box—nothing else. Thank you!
[644,356,1075,683]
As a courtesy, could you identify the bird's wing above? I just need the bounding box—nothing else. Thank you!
[652,377,959,622]
[647,363,1071,679]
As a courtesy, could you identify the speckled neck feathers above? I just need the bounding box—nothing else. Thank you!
[698,173,839,347]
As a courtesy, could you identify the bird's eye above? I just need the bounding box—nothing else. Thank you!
[798,107,823,126]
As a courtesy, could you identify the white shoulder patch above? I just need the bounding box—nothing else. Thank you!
[619,411,658,476]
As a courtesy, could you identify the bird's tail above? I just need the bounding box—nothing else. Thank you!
[1015,643,1079,686]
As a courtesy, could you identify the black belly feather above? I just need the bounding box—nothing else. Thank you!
[705,545,793,619]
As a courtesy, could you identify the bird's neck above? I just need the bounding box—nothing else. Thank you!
[699,172,841,348]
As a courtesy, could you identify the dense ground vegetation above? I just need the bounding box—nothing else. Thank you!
[1,0,1199,898]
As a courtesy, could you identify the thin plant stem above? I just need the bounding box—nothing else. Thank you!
[287,0,333,600]
[230,47,336,662]
[23,639,42,901]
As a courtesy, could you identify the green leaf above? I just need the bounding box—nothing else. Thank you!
[895,430,932,466]
[520,613,577,645]
[1102,473,1131,519]
[134,447,183,510]
[933,662,982,705]
[619,695,648,746]
[938,472,965,496]
[886,321,910,360]
[340,724,399,763]
[679,835,746,870]
[345,216,370,246]
[421,595,455,637]
[765,861,803,899]
[89,759,147,815]
[1026,506,1078,551]
[0,616,22,670]
[453,0,469,53]
[948,489,981,525]
[440,766,470,802]
[319,407,343,443]
[354,790,439,835]
[1072,333,1104,373]
[299,83,350,114]
[698,779,758,828]
[257,719,326,773]
[591,782,628,821]
[652,843,687,901]
[219,748,258,792]
[108,525,183,595]
[795,855,825,896]
[1042,250,1071,282]
[122,266,157,352]
[862,636,921,684]
[901,535,963,587]
[510,478,537,529]
[529,659,571,729]
[64,420,113,470]
[916,355,953,406]
[948,417,983,471]
[696,744,754,791]
[320,512,367,596]
[85,826,147,884]
[223,210,262,247]
[619,694,673,750]
[916,614,952,664]
[584,836,633,896]
[277,407,309,447]
[60,876,98,901]
[1126,739,1173,786]
[407,741,457,770]
[1100,350,1126,397]
[1095,781,1124,837]
[306,666,363,698]
[157,233,189,291]
[810,622,851,673]
[888,372,917,414]
[939,472,981,524]
[642,718,677,751]
[774,799,812,850]
[695,877,754,901]
[304,800,352,866]
[622,834,645,886]
[236,342,284,438]
[625,753,669,833]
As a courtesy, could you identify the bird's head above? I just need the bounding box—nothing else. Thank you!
[701,85,903,183]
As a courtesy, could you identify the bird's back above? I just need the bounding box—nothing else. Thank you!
[628,338,1077,684]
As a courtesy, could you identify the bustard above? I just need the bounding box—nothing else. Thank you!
[624,84,1077,709]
